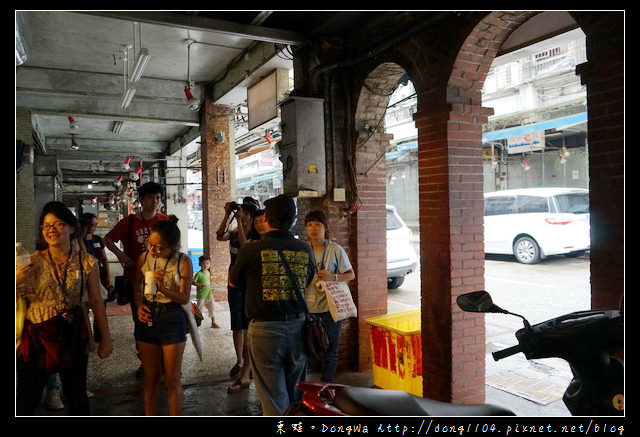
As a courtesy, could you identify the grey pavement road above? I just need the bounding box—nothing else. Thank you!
[386,238,593,416]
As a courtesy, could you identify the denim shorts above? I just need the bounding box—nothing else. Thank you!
[134,300,187,345]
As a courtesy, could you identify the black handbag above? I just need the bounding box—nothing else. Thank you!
[114,275,132,305]
[275,248,329,360]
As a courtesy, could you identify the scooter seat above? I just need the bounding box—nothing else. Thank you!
[334,387,515,416]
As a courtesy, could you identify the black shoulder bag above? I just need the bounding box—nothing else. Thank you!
[275,248,329,360]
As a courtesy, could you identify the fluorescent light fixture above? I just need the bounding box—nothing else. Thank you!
[129,48,150,83]
[120,86,137,108]
[112,120,123,134]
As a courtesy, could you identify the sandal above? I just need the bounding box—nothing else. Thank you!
[227,380,250,394]
[229,364,241,377]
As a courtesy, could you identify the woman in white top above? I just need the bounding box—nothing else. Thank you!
[304,210,355,382]
[134,215,193,416]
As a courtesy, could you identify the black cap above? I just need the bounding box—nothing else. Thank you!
[264,195,297,227]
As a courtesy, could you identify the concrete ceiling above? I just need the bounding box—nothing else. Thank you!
[16,10,393,200]
[16,10,574,201]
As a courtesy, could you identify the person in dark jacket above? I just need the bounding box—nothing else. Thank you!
[229,194,315,415]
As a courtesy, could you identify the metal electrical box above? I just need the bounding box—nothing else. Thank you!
[278,96,326,197]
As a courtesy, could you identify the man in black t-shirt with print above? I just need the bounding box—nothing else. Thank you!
[229,194,315,416]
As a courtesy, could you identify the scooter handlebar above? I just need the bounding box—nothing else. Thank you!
[492,344,522,361]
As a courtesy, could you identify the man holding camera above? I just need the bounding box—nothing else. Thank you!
[216,197,259,378]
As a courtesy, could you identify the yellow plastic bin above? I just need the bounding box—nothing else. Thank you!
[365,309,423,396]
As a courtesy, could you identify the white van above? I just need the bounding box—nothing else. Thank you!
[386,205,419,288]
[484,188,590,264]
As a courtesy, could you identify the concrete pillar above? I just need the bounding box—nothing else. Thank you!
[16,108,37,251]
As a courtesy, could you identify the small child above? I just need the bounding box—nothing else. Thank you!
[193,255,219,328]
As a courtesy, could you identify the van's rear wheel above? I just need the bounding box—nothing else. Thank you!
[387,276,405,289]
[513,236,541,264]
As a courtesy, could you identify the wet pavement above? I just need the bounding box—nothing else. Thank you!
[24,261,571,418]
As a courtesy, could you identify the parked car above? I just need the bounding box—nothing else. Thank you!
[386,205,419,289]
[484,188,590,264]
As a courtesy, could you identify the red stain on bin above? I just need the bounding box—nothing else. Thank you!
[411,334,423,377]
[388,332,397,373]
[370,326,385,367]
[366,309,423,396]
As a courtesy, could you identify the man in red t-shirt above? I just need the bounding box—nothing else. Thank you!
[104,181,168,377]
[105,188,168,274]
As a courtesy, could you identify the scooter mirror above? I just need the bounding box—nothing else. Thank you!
[457,291,507,314]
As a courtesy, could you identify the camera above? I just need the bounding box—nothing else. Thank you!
[229,201,240,211]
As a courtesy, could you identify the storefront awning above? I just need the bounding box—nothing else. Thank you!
[482,112,587,142]
[237,169,282,189]
[386,141,417,160]
[385,112,587,159]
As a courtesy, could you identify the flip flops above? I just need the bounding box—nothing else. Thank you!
[227,380,250,394]
[229,364,241,377]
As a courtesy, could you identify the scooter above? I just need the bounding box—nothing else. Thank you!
[286,290,623,416]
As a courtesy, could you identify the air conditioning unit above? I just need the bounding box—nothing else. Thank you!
[278,96,326,197]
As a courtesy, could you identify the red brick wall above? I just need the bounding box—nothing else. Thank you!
[573,12,625,311]
[351,63,407,369]
[200,101,234,293]
[414,103,492,403]
[411,12,532,404]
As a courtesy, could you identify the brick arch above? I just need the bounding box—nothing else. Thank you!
[428,12,624,403]
[447,11,538,106]
[410,11,538,403]
[414,10,624,403]
[350,62,408,369]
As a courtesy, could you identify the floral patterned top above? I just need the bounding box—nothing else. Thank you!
[20,248,97,324]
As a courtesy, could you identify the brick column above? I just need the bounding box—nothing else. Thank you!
[351,130,391,370]
[200,102,234,294]
[574,12,624,311]
[414,102,492,403]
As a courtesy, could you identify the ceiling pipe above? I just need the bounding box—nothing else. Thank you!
[184,39,201,111]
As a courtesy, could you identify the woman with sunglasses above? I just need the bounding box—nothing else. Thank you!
[16,201,113,415]
[133,215,192,416]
